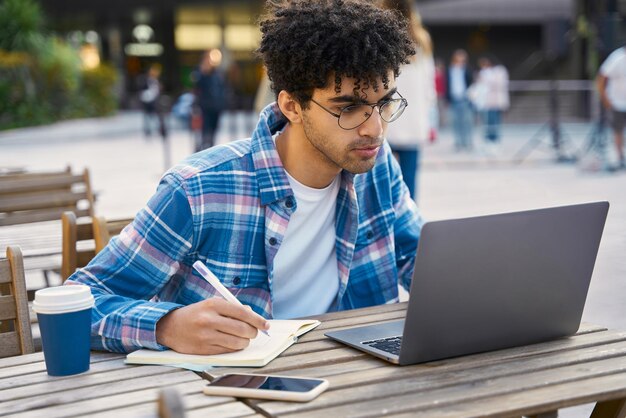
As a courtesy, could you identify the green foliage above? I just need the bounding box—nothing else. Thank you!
[69,64,119,118]
[0,50,53,129]
[0,0,45,52]
[36,37,82,119]
[0,1,120,130]
[82,64,119,116]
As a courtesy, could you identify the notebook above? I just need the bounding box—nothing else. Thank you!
[126,319,320,367]
[326,201,609,365]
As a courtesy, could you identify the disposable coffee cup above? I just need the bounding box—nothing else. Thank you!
[33,285,94,376]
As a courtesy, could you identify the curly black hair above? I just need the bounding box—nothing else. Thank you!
[256,0,416,107]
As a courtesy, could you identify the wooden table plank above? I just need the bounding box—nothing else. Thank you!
[279,355,626,418]
[0,352,46,369]
[187,413,263,418]
[204,327,626,418]
[9,380,262,418]
[0,352,122,380]
[305,302,407,322]
[83,400,257,418]
[7,378,205,418]
[1,303,623,418]
[0,369,197,416]
[265,357,388,379]
[185,402,265,418]
[256,336,626,416]
[0,355,145,392]
[286,321,608,357]
[0,352,258,418]
[209,326,624,380]
[386,373,626,418]
[0,362,189,403]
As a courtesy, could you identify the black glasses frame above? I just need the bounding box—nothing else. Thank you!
[309,92,408,130]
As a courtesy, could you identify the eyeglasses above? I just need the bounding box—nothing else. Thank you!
[309,92,408,130]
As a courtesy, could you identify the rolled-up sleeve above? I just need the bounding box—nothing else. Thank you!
[66,174,194,353]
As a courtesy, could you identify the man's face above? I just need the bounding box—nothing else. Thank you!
[299,74,396,174]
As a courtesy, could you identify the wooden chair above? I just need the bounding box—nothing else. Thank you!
[0,166,97,287]
[0,246,35,358]
[61,212,133,281]
[93,216,132,253]
[0,166,95,226]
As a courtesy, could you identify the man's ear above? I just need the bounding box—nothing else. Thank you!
[277,91,302,125]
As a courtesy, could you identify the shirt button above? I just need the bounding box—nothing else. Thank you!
[366,230,374,239]
[285,197,294,208]
[269,237,278,245]
[233,276,241,285]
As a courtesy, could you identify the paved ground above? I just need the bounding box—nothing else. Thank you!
[1,112,624,417]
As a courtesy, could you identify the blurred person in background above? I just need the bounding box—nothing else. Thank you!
[446,49,473,151]
[171,90,195,130]
[476,54,509,153]
[434,57,447,131]
[139,63,167,139]
[597,44,626,169]
[193,49,226,151]
[381,0,435,202]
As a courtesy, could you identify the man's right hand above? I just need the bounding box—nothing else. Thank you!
[155,298,270,355]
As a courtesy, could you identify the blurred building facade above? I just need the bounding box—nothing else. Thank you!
[39,0,625,116]
[418,0,626,121]
[418,0,626,80]
[39,0,264,110]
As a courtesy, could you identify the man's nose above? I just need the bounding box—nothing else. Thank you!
[358,106,384,138]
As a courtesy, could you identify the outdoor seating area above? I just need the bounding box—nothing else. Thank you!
[0,167,135,353]
[2,142,624,418]
[60,211,133,281]
[2,0,626,417]
[3,303,626,417]
[0,166,96,295]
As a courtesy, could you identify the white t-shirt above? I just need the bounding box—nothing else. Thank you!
[271,171,340,319]
[600,47,626,111]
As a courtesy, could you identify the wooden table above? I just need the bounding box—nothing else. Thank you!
[0,351,262,418]
[2,302,626,417]
[206,303,626,418]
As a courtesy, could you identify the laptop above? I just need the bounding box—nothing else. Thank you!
[325,201,609,365]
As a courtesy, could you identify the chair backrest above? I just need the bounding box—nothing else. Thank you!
[0,246,34,357]
[93,216,132,253]
[61,212,97,282]
[0,166,95,227]
[61,212,133,281]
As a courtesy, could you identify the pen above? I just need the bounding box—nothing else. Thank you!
[193,260,270,337]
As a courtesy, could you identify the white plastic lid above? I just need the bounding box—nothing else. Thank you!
[33,285,95,315]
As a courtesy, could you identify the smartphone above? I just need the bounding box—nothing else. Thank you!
[203,373,329,402]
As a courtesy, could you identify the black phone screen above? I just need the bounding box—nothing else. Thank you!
[209,374,322,392]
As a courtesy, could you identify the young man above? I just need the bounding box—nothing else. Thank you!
[597,45,626,168]
[67,0,423,355]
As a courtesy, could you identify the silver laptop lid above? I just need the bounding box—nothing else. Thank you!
[399,201,609,365]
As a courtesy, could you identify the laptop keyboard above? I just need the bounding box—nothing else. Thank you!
[362,336,402,355]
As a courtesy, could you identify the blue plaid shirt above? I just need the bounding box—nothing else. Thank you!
[67,103,423,353]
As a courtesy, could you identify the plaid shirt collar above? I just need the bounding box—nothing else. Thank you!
[251,102,356,206]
